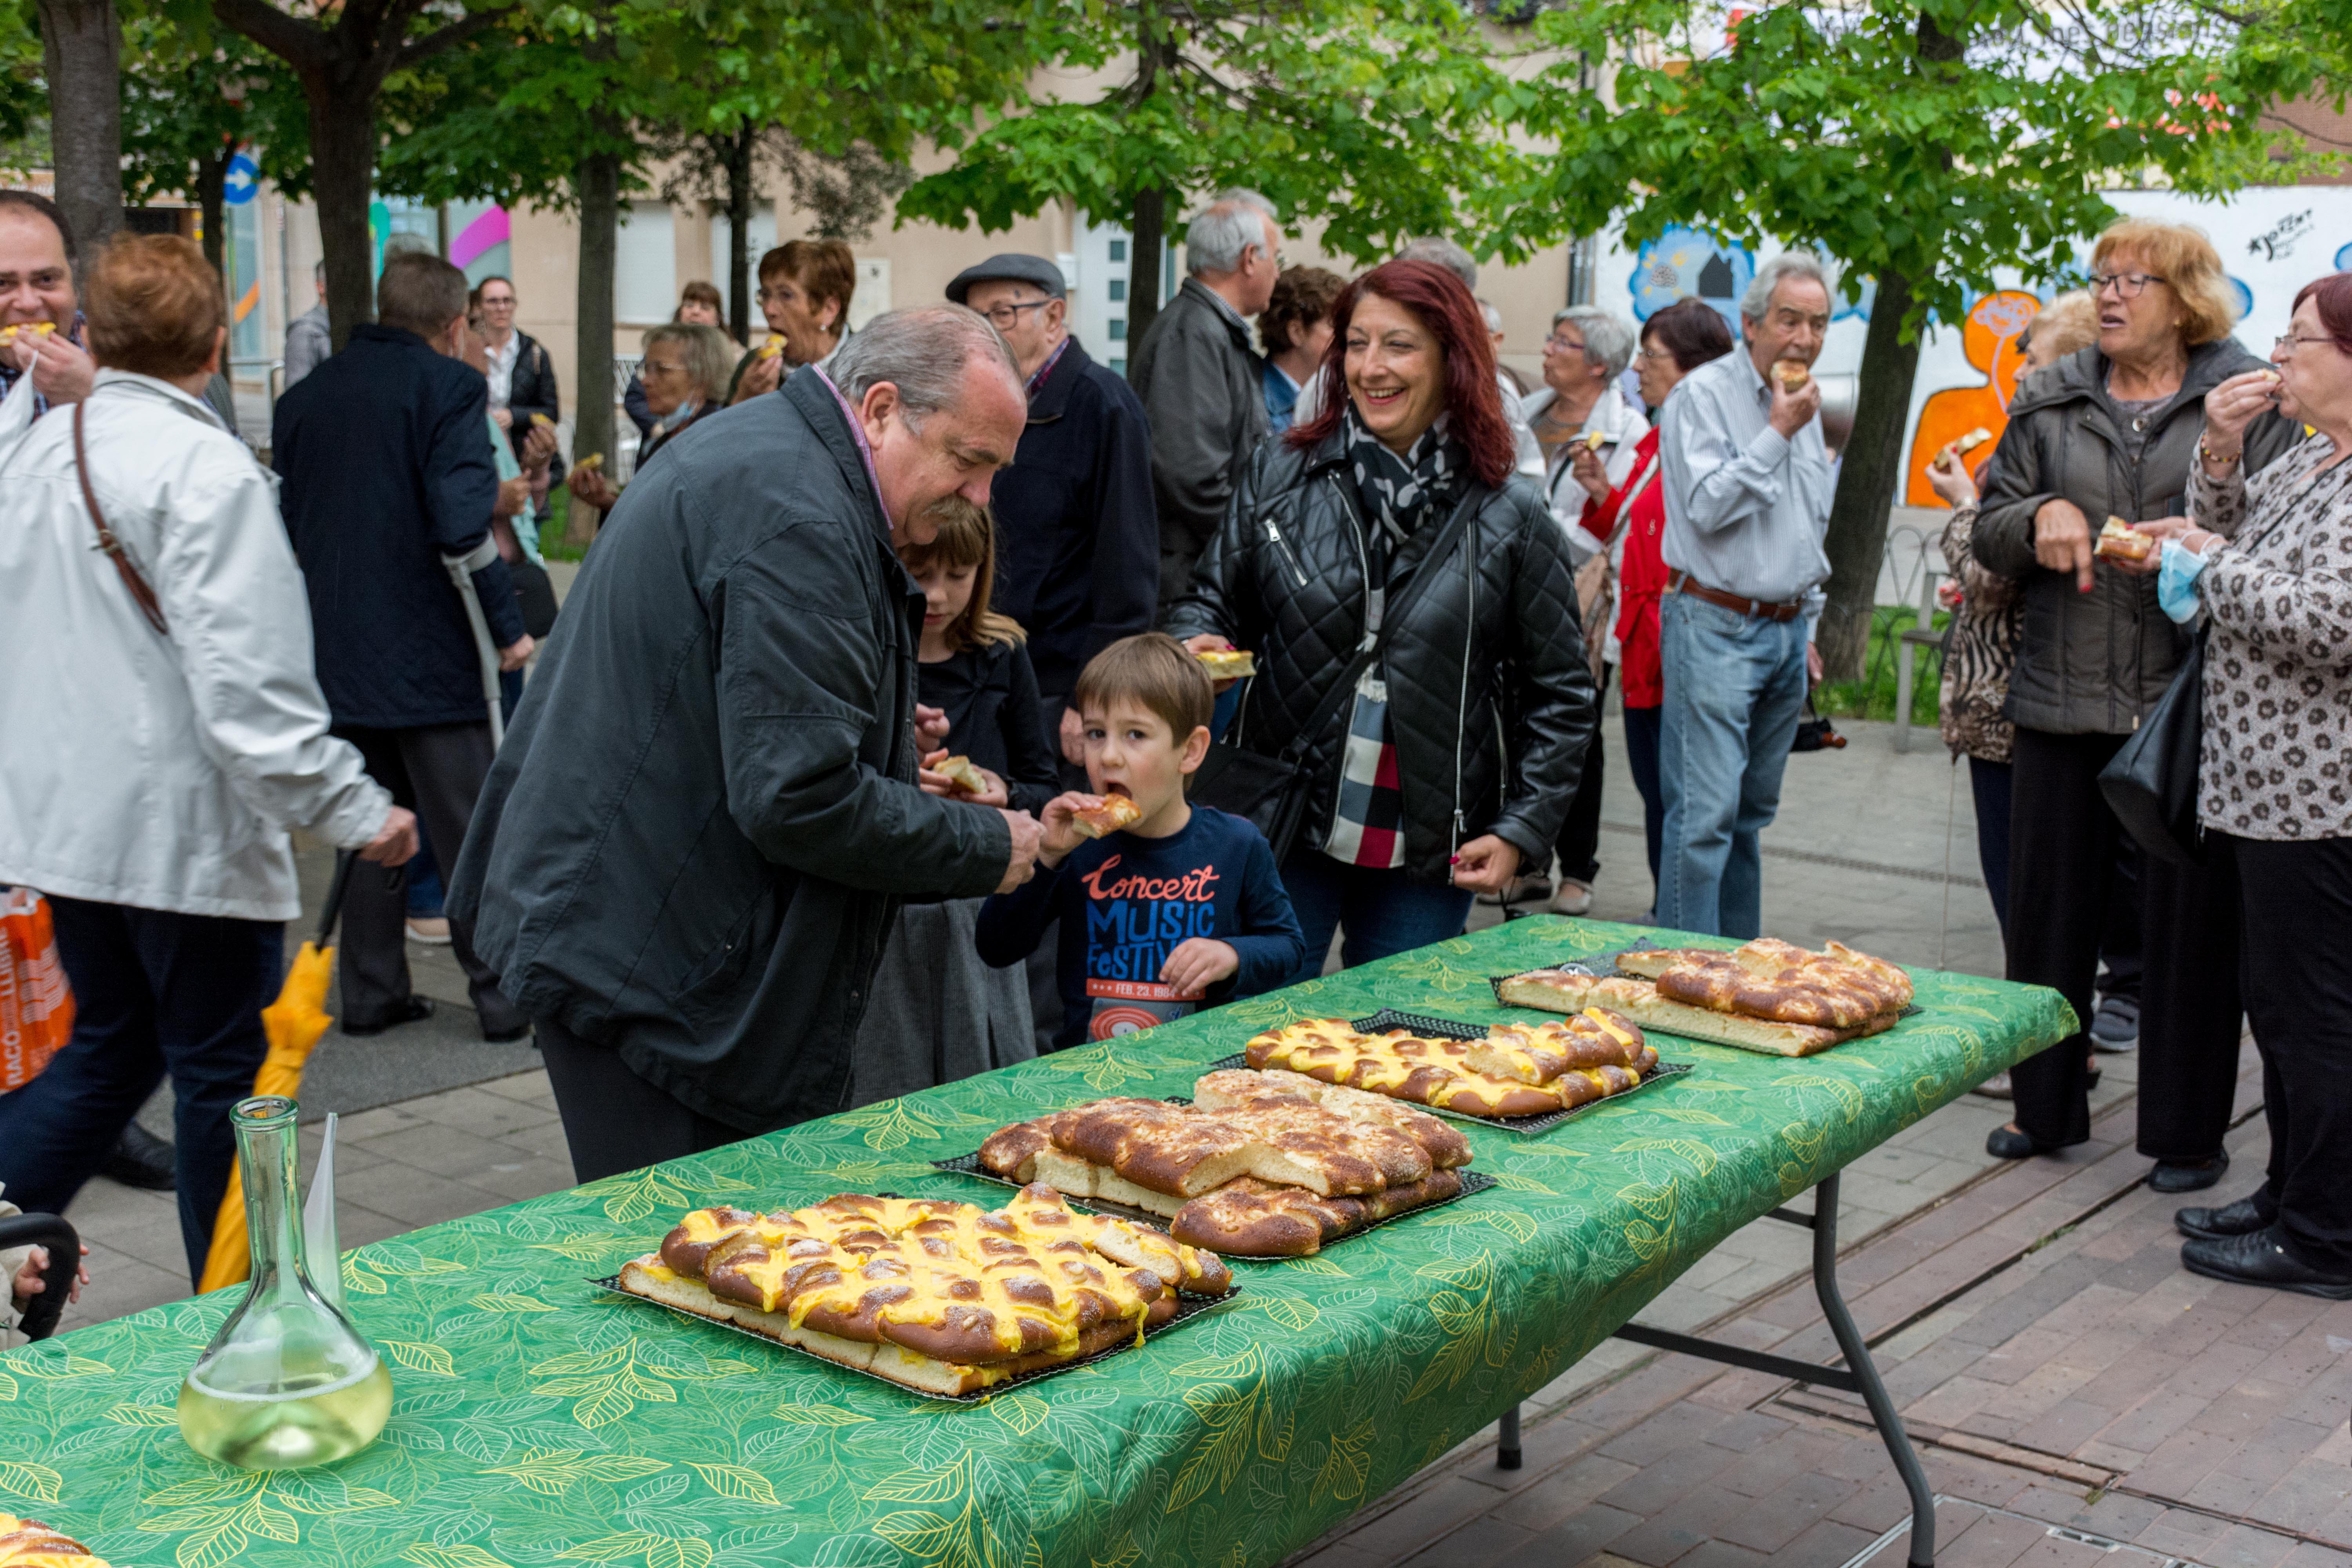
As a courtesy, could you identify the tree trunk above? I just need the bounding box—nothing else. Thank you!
[726,125,753,342]
[36,0,124,252]
[196,146,229,276]
[571,145,620,547]
[307,85,379,350]
[1817,265,1923,682]
[1127,186,1166,356]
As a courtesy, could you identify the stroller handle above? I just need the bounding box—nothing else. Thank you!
[0,1212,81,1341]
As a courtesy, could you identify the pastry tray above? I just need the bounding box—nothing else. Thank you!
[930,1149,1497,1252]
[1204,1007,1693,1136]
[590,1272,1240,1404]
[1488,958,1923,1023]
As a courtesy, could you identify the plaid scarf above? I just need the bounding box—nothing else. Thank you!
[1324,411,1466,870]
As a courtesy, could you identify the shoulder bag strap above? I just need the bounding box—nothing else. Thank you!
[74,401,169,637]
[1279,483,1487,764]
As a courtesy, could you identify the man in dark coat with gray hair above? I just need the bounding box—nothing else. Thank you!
[450,306,1041,1181]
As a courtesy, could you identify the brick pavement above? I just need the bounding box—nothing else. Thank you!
[1283,1039,2352,1568]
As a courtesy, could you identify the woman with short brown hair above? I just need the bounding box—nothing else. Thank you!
[0,235,415,1287]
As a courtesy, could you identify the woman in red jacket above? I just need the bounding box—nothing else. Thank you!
[1566,298,1733,910]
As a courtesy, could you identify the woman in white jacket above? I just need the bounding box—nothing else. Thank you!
[0,235,415,1288]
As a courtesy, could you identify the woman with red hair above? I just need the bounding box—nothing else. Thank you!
[1168,258,1595,980]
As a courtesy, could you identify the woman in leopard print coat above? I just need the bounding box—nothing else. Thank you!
[2119,271,2352,1298]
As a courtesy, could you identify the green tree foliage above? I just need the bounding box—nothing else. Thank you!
[1518,0,2346,676]
[898,0,1539,343]
[120,16,304,270]
[0,0,42,155]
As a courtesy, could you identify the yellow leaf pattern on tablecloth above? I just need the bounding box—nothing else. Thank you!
[0,919,2076,1568]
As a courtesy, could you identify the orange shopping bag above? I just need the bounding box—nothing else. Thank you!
[1,887,75,1091]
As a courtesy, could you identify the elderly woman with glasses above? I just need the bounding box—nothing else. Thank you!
[1973,219,2300,1180]
[1479,305,1645,915]
[568,322,736,521]
[2099,271,2352,1298]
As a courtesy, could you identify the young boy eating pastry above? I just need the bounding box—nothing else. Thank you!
[976,633,1306,1049]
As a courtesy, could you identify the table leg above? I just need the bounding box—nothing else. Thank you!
[1605,1172,1936,1566]
[1496,1403,1522,1470]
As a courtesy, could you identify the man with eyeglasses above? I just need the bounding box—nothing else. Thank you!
[946,255,1157,785]
[1132,188,1285,612]
[1654,252,1837,938]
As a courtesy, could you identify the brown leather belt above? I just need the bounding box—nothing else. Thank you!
[1668,571,1804,623]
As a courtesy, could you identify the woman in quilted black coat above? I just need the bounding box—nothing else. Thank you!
[1166,259,1595,983]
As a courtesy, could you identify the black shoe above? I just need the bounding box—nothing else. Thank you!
[2181,1227,2352,1299]
[99,1122,177,1190]
[483,1021,532,1044]
[2149,1151,2229,1193]
[343,996,434,1037]
[1986,1125,2069,1160]
[2176,1195,2270,1241]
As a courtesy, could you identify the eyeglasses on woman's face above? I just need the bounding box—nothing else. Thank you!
[2274,334,2340,356]
[1543,334,1587,356]
[2090,270,2166,300]
[1634,345,1675,363]
[642,357,688,379]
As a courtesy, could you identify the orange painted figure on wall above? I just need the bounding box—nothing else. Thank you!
[1905,290,2042,507]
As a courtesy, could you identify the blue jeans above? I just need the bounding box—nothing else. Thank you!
[1656,591,1809,938]
[0,896,278,1287]
[1278,852,1475,987]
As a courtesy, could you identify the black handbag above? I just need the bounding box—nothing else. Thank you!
[2098,624,2206,867]
[509,552,560,640]
[1192,486,1486,861]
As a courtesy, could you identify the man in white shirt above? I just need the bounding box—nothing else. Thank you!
[1654,253,1836,937]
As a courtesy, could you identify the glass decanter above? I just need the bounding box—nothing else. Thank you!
[177,1096,393,1469]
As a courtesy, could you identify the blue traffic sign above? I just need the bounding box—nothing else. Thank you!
[223,152,259,206]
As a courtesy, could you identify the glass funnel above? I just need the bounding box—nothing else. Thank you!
[177,1096,393,1469]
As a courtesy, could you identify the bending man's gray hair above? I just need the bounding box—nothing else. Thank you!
[826,305,1021,426]
[1398,236,1478,292]
[1551,306,1637,377]
[1741,252,1832,322]
[1185,189,1278,276]
[1479,298,1504,335]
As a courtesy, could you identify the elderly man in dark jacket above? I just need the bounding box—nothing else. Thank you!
[274,250,533,1042]
[449,308,1042,1181]
[1131,189,1283,612]
[945,253,1157,763]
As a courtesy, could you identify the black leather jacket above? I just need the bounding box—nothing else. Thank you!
[1165,431,1595,882]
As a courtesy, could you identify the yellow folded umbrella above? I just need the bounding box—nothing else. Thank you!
[200,856,354,1292]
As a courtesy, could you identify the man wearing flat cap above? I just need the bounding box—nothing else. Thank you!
[945,254,1158,774]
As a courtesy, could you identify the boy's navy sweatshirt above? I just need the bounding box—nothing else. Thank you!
[976,805,1306,1052]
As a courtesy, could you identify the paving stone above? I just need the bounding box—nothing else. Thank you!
[1392,1515,1535,1568]
[1487,1504,1642,1568]
[1595,1402,1734,1469]
[1711,1471,1860,1555]
[1593,1430,1746,1516]
[1490,1455,1643,1534]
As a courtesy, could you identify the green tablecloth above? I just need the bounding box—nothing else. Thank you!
[2,918,2073,1568]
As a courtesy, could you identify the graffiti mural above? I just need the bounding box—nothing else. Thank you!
[1904,290,2040,508]
[1629,227,1754,330]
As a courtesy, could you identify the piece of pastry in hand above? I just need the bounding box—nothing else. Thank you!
[1952,426,1993,455]
[2095,515,2154,562]
[1772,359,1810,391]
[1194,648,1258,679]
[1071,791,1145,838]
[934,754,989,795]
